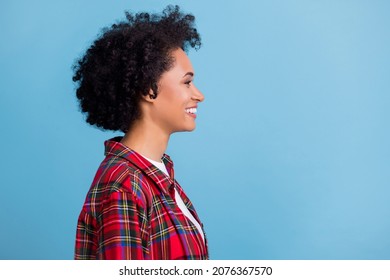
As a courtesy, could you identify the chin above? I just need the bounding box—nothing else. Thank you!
[186,123,196,131]
[175,125,196,133]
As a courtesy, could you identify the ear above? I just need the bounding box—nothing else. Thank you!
[141,89,157,103]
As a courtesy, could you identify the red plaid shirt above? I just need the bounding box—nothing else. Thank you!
[75,137,208,259]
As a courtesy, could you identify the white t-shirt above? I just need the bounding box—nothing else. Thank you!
[141,155,205,242]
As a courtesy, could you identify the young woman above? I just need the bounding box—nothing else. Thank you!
[72,5,208,260]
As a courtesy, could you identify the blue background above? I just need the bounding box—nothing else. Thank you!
[1,0,389,259]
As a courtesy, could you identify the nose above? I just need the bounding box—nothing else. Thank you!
[192,84,205,102]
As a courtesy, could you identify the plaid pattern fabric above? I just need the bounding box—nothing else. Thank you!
[75,137,208,260]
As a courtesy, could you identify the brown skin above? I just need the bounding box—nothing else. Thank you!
[121,48,205,161]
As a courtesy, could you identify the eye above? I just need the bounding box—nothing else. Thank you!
[184,80,192,87]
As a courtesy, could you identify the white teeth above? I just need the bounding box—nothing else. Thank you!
[186,108,197,114]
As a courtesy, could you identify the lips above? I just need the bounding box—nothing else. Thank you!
[185,106,198,119]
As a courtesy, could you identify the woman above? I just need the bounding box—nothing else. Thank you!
[73,5,208,260]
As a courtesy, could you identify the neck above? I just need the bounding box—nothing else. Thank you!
[121,119,170,161]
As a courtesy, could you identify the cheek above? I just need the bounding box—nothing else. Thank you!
[158,83,189,107]
[164,89,187,105]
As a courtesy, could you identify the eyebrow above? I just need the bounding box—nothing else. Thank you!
[183,72,194,78]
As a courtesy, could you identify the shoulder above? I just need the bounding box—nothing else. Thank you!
[83,155,153,215]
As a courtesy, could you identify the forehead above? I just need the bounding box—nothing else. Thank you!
[169,48,194,74]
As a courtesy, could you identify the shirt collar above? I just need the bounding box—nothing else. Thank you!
[104,137,175,194]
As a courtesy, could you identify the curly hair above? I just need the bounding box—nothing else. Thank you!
[72,5,201,132]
